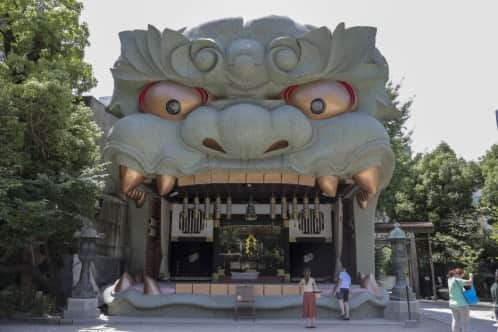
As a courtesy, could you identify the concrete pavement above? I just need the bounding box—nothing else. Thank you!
[0,301,496,332]
[421,301,497,332]
[0,318,442,332]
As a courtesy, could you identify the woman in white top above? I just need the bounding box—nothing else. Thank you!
[299,268,319,328]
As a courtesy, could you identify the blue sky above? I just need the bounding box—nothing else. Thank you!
[81,0,497,160]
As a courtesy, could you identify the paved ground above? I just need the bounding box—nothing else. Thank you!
[0,318,443,332]
[421,301,497,332]
[0,301,496,331]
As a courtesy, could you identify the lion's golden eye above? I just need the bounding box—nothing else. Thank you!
[282,80,357,120]
[138,81,210,120]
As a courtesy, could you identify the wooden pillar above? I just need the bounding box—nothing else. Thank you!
[342,199,357,281]
[158,198,171,280]
[427,234,437,299]
[211,197,221,281]
[145,197,161,279]
[408,232,420,297]
[333,196,344,278]
[282,202,291,282]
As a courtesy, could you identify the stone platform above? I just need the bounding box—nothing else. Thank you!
[102,283,389,319]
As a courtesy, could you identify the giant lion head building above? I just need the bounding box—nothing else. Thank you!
[97,16,396,317]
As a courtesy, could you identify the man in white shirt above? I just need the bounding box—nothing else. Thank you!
[333,266,351,320]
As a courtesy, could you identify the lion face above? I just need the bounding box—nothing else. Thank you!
[104,17,395,208]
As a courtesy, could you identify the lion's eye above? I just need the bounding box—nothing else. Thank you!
[138,81,209,120]
[165,99,181,115]
[282,80,357,119]
[310,98,326,114]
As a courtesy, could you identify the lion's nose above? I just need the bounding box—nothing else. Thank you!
[218,104,275,158]
[180,104,312,159]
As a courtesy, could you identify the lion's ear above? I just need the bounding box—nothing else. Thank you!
[111,26,188,116]
[325,23,377,74]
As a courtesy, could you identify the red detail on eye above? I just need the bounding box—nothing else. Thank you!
[138,81,159,110]
[337,81,356,108]
[195,87,209,104]
[281,85,298,103]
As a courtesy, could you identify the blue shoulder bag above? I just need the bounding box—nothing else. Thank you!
[461,284,479,305]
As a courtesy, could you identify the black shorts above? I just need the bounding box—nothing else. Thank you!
[336,288,349,302]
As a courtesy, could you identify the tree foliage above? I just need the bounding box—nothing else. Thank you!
[377,82,494,280]
[409,142,482,222]
[480,145,498,220]
[378,82,416,220]
[0,0,102,298]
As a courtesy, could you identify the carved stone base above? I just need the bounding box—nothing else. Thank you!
[390,285,416,300]
[63,298,99,319]
[384,299,420,322]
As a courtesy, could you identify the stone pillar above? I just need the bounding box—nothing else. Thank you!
[64,218,103,320]
[408,232,420,297]
[353,194,378,276]
[388,225,414,300]
[384,223,419,323]
[96,194,128,259]
[128,194,150,275]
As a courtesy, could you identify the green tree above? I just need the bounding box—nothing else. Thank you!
[479,144,498,261]
[378,82,416,220]
[376,84,494,282]
[410,142,482,222]
[409,143,485,276]
[0,0,102,303]
[480,145,498,221]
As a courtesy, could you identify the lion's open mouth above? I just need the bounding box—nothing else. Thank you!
[177,172,315,187]
[119,167,380,209]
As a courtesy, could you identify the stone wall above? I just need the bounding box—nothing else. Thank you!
[96,194,128,259]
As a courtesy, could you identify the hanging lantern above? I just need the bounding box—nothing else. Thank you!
[281,196,288,220]
[303,195,309,219]
[215,196,221,220]
[226,196,232,220]
[292,195,298,220]
[182,196,188,216]
[205,196,211,219]
[314,196,320,220]
[270,194,276,220]
[246,195,257,221]
[194,196,200,219]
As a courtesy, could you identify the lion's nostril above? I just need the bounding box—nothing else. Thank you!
[264,140,289,153]
[203,138,226,153]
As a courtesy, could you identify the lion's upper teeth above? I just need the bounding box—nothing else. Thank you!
[317,175,340,197]
[353,166,380,209]
[156,175,176,196]
[177,172,316,187]
[353,166,379,195]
